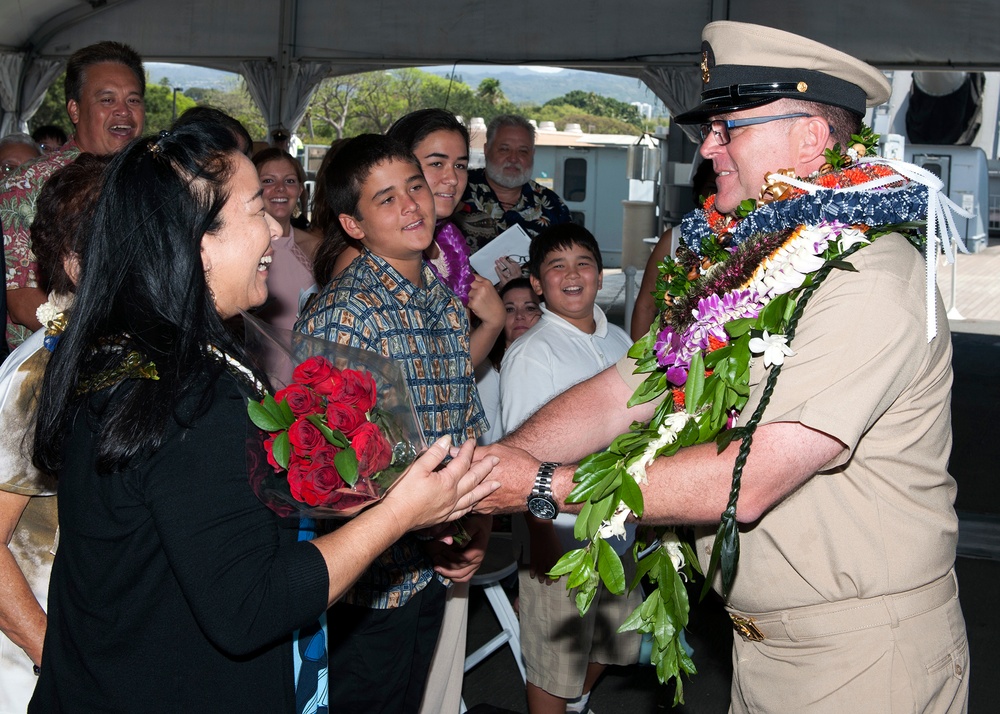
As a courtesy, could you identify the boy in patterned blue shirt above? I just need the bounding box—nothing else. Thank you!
[296,134,487,713]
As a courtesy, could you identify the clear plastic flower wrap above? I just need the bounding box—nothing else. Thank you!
[242,314,426,518]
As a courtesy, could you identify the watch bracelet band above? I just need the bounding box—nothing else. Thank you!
[531,461,560,497]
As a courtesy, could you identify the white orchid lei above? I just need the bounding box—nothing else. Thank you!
[36,292,73,352]
[547,127,972,703]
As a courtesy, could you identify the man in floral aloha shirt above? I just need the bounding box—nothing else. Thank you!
[1,41,145,350]
[480,21,969,714]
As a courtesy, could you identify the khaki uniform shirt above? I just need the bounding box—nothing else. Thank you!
[616,233,957,612]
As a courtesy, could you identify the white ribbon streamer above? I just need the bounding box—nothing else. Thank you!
[765,158,975,341]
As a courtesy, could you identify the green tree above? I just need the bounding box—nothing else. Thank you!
[191,83,267,140]
[473,78,516,122]
[531,102,641,135]
[183,87,211,103]
[476,78,505,107]
[142,84,197,133]
[308,74,363,141]
[544,90,643,129]
[419,72,476,117]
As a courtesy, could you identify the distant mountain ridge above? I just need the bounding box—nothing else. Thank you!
[146,63,239,90]
[148,62,664,110]
[424,65,663,107]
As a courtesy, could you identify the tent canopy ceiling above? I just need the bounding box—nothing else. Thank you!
[2,0,998,133]
[4,0,997,71]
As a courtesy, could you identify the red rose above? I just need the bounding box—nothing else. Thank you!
[296,447,345,505]
[334,369,378,412]
[311,443,340,465]
[287,417,323,455]
[292,356,334,388]
[349,422,393,478]
[311,369,343,398]
[286,457,320,506]
[326,402,365,435]
[274,384,322,418]
[263,434,282,472]
[287,450,346,507]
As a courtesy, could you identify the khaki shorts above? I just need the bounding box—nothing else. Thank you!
[728,571,969,714]
[518,563,643,699]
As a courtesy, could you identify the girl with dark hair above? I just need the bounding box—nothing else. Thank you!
[28,117,498,712]
[387,109,504,369]
[309,137,353,289]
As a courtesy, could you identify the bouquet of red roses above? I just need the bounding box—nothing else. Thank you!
[242,315,425,518]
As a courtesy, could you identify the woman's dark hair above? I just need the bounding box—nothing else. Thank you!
[176,106,254,157]
[33,118,251,475]
[31,124,68,148]
[30,153,111,295]
[488,277,537,371]
[310,138,354,288]
[386,109,470,156]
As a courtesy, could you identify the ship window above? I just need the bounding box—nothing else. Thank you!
[563,158,587,202]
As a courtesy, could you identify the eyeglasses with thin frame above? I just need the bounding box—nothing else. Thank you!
[698,113,812,146]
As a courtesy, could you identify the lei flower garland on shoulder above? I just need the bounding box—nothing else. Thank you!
[546,127,950,702]
[427,221,474,304]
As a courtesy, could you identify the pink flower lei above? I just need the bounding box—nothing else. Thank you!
[427,221,474,305]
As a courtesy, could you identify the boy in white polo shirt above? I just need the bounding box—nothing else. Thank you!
[500,224,641,714]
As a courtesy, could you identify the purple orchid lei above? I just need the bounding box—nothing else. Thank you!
[426,221,474,305]
[655,288,763,385]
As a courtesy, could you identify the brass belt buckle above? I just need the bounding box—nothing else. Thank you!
[730,614,765,642]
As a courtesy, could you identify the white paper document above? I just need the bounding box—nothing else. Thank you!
[468,224,531,284]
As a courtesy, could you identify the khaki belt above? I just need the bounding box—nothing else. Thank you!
[728,569,958,642]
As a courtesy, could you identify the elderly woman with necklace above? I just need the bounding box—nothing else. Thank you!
[28,116,498,712]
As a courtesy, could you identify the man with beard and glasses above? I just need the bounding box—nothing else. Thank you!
[454,114,571,253]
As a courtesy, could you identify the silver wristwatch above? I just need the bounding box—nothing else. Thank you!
[526,462,560,519]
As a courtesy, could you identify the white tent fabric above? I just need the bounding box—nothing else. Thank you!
[1,0,998,132]
[240,59,332,135]
[0,53,24,137]
[0,52,71,135]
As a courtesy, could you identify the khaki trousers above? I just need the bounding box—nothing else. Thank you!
[728,571,969,713]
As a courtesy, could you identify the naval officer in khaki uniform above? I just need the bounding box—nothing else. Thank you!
[477,20,969,713]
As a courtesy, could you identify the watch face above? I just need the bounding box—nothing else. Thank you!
[527,495,557,520]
